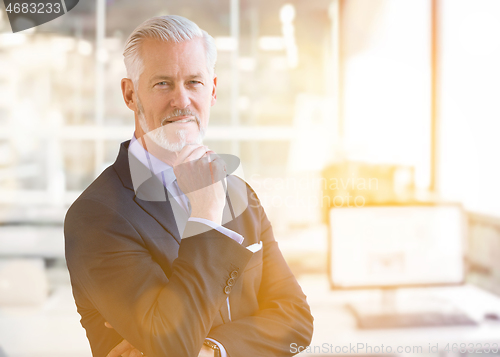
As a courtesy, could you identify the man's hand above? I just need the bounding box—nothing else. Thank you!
[105,322,145,357]
[105,322,215,357]
[173,144,227,225]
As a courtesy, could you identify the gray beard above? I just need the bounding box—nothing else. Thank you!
[137,98,205,152]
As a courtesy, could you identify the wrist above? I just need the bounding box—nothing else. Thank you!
[203,340,221,357]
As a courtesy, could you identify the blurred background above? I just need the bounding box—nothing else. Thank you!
[2,0,500,356]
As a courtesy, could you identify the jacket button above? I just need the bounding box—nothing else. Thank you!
[227,278,235,287]
[224,286,231,294]
[230,270,238,279]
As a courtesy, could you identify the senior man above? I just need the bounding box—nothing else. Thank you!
[65,15,313,357]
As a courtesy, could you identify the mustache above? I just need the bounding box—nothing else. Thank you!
[161,109,200,127]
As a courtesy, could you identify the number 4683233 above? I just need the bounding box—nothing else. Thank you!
[5,2,61,14]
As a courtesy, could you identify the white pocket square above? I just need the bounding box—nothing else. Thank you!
[246,241,263,253]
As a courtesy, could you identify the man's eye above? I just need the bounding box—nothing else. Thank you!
[157,82,168,86]
[189,81,202,85]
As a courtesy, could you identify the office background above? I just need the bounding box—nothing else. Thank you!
[1,0,500,356]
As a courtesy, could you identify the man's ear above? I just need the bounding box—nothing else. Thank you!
[121,78,138,112]
[210,75,217,106]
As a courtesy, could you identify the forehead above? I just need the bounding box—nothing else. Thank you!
[139,37,208,77]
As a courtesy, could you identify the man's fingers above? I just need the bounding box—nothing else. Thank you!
[209,157,227,182]
[204,150,216,161]
[129,349,145,357]
[106,339,134,357]
[175,156,227,193]
[175,144,205,164]
[185,145,210,163]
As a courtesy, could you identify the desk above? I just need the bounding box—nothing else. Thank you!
[299,275,500,356]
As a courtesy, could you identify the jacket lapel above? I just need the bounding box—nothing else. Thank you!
[112,140,184,244]
[133,183,183,244]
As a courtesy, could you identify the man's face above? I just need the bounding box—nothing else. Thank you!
[130,38,217,152]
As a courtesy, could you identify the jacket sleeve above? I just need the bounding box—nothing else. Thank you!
[206,188,314,356]
[65,198,253,357]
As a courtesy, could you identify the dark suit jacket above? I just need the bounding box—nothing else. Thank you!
[64,140,314,357]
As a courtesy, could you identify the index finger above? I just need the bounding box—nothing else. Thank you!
[175,144,206,165]
[204,150,217,162]
[106,339,134,357]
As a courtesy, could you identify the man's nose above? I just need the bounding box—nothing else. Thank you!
[171,85,191,108]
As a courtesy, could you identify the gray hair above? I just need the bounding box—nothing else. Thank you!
[123,15,217,89]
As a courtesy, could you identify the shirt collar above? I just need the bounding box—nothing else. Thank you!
[129,134,177,188]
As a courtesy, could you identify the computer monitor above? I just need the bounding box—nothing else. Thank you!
[328,203,466,289]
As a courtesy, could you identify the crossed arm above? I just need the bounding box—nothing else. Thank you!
[66,200,253,356]
[103,323,215,357]
[65,194,313,357]
[104,214,313,357]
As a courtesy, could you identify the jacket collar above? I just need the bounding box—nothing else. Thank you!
[112,140,135,191]
[112,140,182,243]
